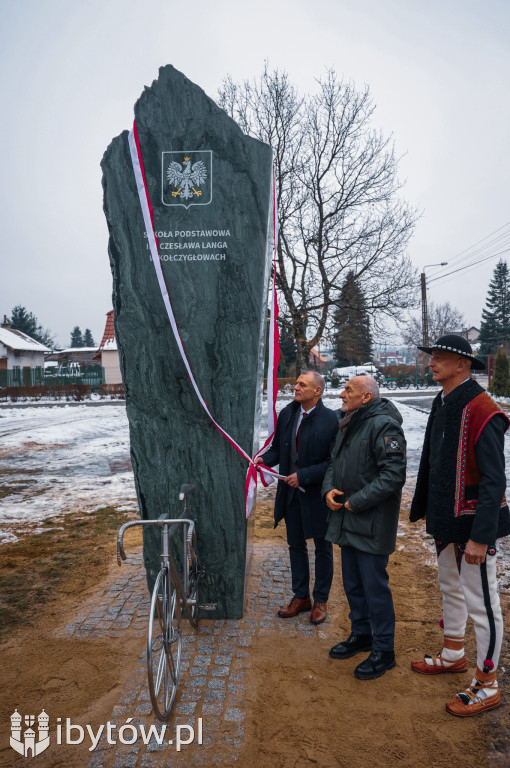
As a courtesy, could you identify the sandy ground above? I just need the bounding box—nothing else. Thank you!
[237,492,506,768]
[2,486,509,768]
[0,527,144,768]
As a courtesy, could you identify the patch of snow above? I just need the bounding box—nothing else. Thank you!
[0,327,50,353]
[0,405,136,542]
[2,395,510,549]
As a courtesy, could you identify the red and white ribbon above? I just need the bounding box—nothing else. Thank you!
[128,122,287,517]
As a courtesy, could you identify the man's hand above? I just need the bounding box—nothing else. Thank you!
[284,472,300,488]
[464,539,488,565]
[254,457,264,465]
[326,489,344,511]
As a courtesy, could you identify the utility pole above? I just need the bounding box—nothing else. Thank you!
[420,272,428,348]
[421,262,448,348]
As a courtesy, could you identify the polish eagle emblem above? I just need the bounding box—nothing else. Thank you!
[166,156,208,200]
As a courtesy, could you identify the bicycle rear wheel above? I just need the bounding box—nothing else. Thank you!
[187,530,203,628]
[147,567,182,720]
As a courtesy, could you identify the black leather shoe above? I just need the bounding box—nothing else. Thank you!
[354,650,396,680]
[329,633,373,659]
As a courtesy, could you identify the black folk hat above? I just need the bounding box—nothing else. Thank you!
[417,333,485,371]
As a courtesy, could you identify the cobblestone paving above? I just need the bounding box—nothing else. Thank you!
[59,539,325,767]
[61,554,148,641]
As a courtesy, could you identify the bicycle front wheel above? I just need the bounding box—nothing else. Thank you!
[147,567,182,720]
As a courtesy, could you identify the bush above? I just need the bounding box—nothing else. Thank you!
[98,383,125,399]
[379,364,418,378]
[263,377,296,392]
[0,384,91,402]
[489,347,510,398]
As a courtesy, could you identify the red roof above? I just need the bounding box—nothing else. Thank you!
[310,347,326,362]
[92,310,115,360]
[99,310,115,348]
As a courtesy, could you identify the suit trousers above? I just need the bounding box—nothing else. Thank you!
[284,494,333,603]
[341,545,395,651]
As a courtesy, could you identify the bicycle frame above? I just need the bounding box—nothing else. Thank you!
[117,515,196,610]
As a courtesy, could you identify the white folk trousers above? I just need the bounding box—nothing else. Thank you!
[438,543,503,673]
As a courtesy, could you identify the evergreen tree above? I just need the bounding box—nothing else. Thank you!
[278,323,297,377]
[489,347,510,397]
[83,329,95,347]
[479,261,510,359]
[70,326,84,348]
[9,305,54,347]
[333,272,372,365]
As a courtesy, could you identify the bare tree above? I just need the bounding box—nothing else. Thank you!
[402,301,465,349]
[218,65,418,371]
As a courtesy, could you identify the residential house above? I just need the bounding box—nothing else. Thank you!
[376,350,406,366]
[309,347,328,373]
[45,347,100,367]
[0,318,50,384]
[453,326,480,344]
[93,310,122,385]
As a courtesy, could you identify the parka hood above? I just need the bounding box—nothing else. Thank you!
[361,397,403,426]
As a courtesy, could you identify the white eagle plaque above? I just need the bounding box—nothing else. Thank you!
[161,150,213,208]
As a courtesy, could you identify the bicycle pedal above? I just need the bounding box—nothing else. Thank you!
[198,603,217,611]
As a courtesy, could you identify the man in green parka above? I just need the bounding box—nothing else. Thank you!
[322,375,406,679]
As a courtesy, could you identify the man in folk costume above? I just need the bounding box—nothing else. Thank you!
[410,334,510,716]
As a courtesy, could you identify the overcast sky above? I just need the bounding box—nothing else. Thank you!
[1,0,509,347]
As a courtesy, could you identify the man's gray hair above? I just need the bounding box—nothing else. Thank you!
[302,370,325,392]
[359,375,380,400]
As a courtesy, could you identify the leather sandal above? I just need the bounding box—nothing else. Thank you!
[411,652,467,675]
[446,681,501,717]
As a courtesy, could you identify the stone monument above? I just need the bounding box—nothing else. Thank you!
[101,65,273,618]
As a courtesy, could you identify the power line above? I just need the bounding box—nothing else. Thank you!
[428,246,510,285]
[426,221,510,281]
[427,235,510,281]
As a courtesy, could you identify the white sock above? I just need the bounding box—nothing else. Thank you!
[471,676,499,700]
[442,647,464,662]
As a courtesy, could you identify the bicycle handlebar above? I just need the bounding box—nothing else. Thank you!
[117,517,195,566]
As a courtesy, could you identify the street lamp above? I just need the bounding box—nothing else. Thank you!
[421,263,448,347]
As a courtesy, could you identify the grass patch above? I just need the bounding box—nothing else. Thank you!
[0,468,44,498]
[0,506,138,640]
[0,467,43,475]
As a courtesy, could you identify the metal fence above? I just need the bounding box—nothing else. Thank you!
[0,366,105,390]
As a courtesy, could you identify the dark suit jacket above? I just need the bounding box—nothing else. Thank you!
[260,398,339,539]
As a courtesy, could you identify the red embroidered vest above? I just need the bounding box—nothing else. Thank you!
[455,392,509,518]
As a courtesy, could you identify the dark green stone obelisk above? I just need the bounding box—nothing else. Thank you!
[101,65,273,618]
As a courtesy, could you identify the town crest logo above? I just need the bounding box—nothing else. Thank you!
[162,150,213,208]
[10,709,50,757]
